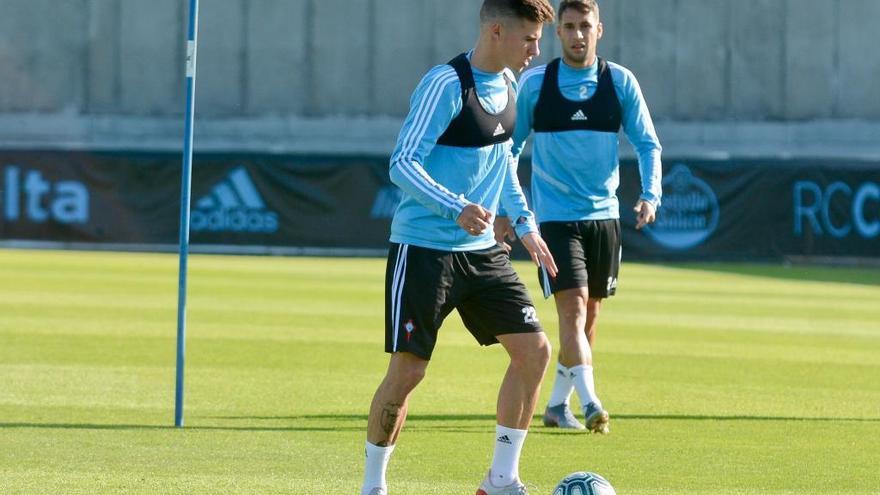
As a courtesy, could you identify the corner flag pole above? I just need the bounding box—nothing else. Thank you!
[175,0,200,428]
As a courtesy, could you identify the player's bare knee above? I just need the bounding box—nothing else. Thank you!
[507,336,550,373]
[537,336,552,369]
[384,368,425,398]
[561,307,587,325]
[385,356,427,395]
[526,335,552,373]
[557,290,589,320]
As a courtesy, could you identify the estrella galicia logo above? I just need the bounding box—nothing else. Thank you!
[644,164,719,250]
[191,166,279,233]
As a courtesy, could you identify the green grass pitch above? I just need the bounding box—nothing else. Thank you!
[1,248,878,494]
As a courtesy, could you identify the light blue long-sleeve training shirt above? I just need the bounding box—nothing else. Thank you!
[512,57,663,222]
[389,55,538,251]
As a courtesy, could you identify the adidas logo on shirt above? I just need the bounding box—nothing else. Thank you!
[571,110,588,121]
[492,123,506,136]
[191,166,279,233]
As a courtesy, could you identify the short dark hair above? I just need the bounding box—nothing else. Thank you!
[480,0,556,24]
[557,0,599,21]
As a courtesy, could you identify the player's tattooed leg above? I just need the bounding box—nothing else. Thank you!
[379,401,404,439]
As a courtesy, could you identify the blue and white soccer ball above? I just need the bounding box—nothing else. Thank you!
[552,472,616,495]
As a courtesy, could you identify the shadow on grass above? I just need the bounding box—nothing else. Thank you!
[663,262,880,288]
[0,422,359,432]
[214,413,880,423]
[3,413,877,433]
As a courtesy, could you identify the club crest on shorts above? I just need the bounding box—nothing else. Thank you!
[404,319,416,341]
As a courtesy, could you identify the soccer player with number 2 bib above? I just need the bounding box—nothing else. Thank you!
[498,0,663,434]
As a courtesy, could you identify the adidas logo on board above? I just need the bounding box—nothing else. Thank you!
[191,166,279,233]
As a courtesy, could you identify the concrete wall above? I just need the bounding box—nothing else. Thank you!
[0,0,878,155]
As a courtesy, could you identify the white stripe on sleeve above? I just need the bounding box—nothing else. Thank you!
[399,68,458,161]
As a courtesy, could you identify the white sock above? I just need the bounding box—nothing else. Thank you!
[547,362,574,407]
[361,442,395,495]
[570,364,601,409]
[489,425,528,486]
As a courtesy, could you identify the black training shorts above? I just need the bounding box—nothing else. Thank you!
[538,219,621,299]
[385,243,543,360]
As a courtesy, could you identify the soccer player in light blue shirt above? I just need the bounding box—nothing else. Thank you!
[361,1,559,494]
[388,61,537,251]
[500,0,663,434]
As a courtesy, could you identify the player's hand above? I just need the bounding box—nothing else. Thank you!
[456,204,492,236]
[493,216,516,253]
[633,199,656,230]
[521,232,558,278]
